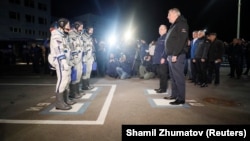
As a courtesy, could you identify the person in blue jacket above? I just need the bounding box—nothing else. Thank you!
[116,53,132,79]
[153,24,169,93]
[106,53,119,78]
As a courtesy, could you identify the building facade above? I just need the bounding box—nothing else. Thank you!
[0,0,51,41]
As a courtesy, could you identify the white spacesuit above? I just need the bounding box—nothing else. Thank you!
[81,26,95,90]
[68,21,85,99]
[48,18,76,110]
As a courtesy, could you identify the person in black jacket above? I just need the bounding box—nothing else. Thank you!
[139,53,155,80]
[207,33,224,86]
[227,38,244,79]
[243,41,250,75]
[30,42,42,73]
[162,8,189,105]
[193,30,210,87]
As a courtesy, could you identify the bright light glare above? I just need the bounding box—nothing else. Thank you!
[108,35,116,46]
[124,30,133,41]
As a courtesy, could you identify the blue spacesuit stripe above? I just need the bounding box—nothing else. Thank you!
[71,51,78,56]
[57,54,66,60]
[56,60,63,93]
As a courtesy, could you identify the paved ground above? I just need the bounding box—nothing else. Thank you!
[0,64,250,141]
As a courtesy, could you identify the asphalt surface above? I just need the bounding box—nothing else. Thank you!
[0,64,250,141]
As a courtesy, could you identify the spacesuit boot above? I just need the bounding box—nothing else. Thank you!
[82,79,90,90]
[75,82,85,98]
[55,92,72,110]
[69,83,82,99]
[63,89,77,105]
[87,78,94,90]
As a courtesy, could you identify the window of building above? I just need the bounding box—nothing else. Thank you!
[24,0,34,8]
[38,17,47,25]
[25,29,28,34]
[25,29,35,35]
[38,3,47,11]
[38,30,48,37]
[10,26,21,33]
[9,11,20,21]
[25,29,30,34]
[9,0,21,5]
[25,14,35,23]
[38,30,42,36]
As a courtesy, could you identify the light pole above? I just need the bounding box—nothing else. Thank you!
[237,0,241,38]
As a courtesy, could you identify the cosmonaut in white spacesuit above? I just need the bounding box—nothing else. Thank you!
[81,26,95,90]
[68,21,85,99]
[48,18,76,110]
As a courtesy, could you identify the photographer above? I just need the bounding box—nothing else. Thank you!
[132,39,149,77]
[116,53,132,79]
[106,53,119,78]
[139,53,155,80]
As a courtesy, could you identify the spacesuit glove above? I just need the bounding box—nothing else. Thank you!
[82,56,86,63]
[74,57,81,64]
[68,60,75,67]
[61,59,70,71]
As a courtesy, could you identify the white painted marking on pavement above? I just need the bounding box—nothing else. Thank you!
[186,100,197,103]
[147,89,168,95]
[96,84,116,124]
[81,93,92,99]
[0,84,116,125]
[153,99,182,106]
[37,103,51,107]
[50,103,84,112]
[26,107,43,111]
[189,103,204,106]
[89,87,98,91]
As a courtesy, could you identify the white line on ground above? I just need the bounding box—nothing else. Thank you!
[0,84,116,125]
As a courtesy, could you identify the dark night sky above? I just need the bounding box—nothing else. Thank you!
[51,0,250,42]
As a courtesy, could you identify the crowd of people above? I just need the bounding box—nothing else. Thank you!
[93,8,250,105]
[45,8,188,109]
[1,8,250,107]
